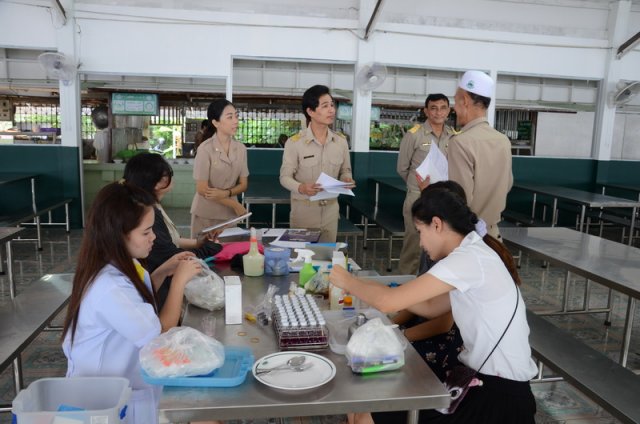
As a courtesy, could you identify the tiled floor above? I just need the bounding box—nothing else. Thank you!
[1,211,638,423]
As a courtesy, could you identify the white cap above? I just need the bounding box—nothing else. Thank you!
[458,70,494,98]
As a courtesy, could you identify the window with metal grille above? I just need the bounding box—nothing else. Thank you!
[13,102,60,131]
[236,107,303,146]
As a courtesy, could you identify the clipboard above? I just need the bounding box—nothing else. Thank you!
[198,212,252,234]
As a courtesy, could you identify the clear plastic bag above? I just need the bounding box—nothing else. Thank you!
[140,327,225,378]
[184,259,225,311]
[345,317,405,373]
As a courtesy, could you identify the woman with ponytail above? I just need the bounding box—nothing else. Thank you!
[190,99,249,237]
[61,182,202,424]
[330,180,537,424]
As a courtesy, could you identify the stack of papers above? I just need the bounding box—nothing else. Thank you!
[416,143,448,183]
[270,228,321,248]
[310,173,355,201]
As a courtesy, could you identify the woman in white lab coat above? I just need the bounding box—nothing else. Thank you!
[61,182,202,424]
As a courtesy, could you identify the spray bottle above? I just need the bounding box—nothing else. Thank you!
[243,227,264,277]
[294,248,316,287]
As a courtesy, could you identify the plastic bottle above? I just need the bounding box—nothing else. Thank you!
[243,227,264,276]
[295,248,316,287]
[329,282,345,310]
[332,250,347,269]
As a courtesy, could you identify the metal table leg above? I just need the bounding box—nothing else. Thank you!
[629,206,637,246]
[620,297,636,367]
[271,204,276,228]
[407,409,419,424]
[7,240,15,299]
[13,355,23,394]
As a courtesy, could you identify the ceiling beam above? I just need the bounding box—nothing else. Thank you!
[616,30,640,59]
[364,0,385,41]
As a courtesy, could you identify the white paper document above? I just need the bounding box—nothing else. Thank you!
[309,172,355,201]
[415,143,448,183]
[218,227,250,238]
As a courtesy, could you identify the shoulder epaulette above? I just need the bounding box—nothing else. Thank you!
[408,124,421,134]
[290,132,302,142]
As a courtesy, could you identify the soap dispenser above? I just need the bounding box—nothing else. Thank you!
[243,227,264,276]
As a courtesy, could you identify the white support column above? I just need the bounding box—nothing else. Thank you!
[592,0,631,160]
[350,0,379,153]
[488,69,497,127]
[56,0,81,149]
[56,0,85,225]
[226,59,233,102]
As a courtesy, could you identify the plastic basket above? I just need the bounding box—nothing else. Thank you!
[12,377,131,424]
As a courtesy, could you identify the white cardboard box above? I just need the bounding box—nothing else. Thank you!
[224,276,242,325]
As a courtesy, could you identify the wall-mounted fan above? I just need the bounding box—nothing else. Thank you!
[609,81,640,107]
[355,62,387,92]
[37,52,77,86]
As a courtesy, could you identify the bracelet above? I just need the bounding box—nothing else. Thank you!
[228,189,233,197]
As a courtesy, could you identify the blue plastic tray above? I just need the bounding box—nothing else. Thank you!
[141,346,254,387]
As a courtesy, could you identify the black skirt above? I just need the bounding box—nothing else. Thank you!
[372,373,536,424]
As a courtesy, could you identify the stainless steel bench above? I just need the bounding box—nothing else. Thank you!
[527,310,640,424]
[0,198,72,250]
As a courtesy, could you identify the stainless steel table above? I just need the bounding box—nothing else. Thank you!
[514,183,640,244]
[243,177,291,228]
[159,266,449,423]
[601,183,640,201]
[0,227,26,298]
[371,177,406,208]
[501,227,640,367]
[0,273,72,410]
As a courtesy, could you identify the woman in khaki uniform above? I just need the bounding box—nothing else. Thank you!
[190,99,249,237]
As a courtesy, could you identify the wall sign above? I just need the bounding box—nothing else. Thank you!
[111,93,159,116]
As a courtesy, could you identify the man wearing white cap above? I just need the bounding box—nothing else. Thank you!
[448,70,512,239]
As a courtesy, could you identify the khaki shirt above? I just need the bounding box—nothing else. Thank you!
[190,134,249,220]
[397,122,454,192]
[448,117,513,228]
[279,127,353,201]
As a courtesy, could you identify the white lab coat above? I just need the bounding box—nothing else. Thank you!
[63,263,163,424]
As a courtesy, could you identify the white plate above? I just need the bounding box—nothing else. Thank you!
[252,351,336,391]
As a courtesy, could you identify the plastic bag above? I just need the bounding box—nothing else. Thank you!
[184,259,225,311]
[140,327,225,378]
[214,241,264,262]
[345,317,405,373]
[304,270,330,296]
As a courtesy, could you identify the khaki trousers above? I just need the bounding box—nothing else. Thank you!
[290,198,339,243]
[398,190,421,275]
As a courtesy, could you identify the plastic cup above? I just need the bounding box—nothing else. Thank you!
[201,314,217,337]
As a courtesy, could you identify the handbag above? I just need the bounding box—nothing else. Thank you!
[437,286,520,415]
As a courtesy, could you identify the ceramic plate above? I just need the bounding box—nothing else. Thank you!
[252,351,336,391]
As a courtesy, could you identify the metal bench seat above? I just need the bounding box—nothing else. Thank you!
[0,197,72,250]
[501,210,549,227]
[345,200,404,271]
[527,310,640,424]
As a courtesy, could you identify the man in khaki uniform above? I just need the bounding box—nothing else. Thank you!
[280,85,354,242]
[449,70,513,239]
[397,93,455,274]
